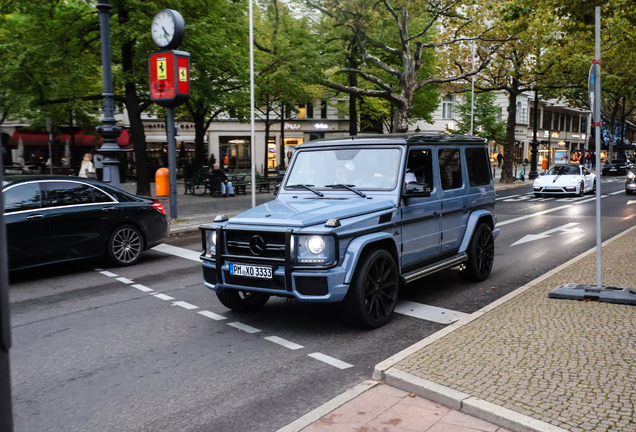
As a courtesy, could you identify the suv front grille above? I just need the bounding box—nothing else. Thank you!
[225,230,286,259]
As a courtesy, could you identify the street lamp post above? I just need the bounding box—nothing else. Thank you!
[96,0,122,189]
[529,89,540,180]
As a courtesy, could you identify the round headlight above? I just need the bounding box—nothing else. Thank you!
[307,236,325,255]
[211,231,217,246]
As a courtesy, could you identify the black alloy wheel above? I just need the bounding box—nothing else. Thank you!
[216,289,270,311]
[593,180,597,194]
[459,223,495,282]
[341,249,399,329]
[108,224,144,266]
[579,181,585,197]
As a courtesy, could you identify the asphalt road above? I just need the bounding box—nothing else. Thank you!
[8,176,635,432]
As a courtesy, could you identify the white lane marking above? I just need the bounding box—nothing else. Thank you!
[609,190,624,195]
[198,310,227,321]
[308,353,354,370]
[574,195,607,204]
[100,271,118,277]
[265,336,304,350]
[132,284,153,292]
[496,205,572,227]
[628,200,636,206]
[496,194,521,201]
[154,293,175,301]
[228,322,261,333]
[557,196,589,202]
[153,244,201,262]
[563,234,586,245]
[511,222,583,246]
[172,301,199,310]
[393,300,468,324]
[116,277,134,284]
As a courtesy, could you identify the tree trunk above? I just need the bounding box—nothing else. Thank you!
[500,89,518,184]
[280,105,285,169]
[392,102,411,134]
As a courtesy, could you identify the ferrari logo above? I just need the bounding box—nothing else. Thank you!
[157,58,167,80]
[179,67,187,82]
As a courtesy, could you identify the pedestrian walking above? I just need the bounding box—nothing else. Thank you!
[497,152,503,168]
[78,153,97,178]
[586,152,592,168]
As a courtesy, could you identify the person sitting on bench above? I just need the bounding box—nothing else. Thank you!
[211,163,234,197]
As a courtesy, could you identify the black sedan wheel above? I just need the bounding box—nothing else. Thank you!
[579,181,585,197]
[108,224,144,266]
[216,290,270,311]
[341,249,399,329]
[459,223,495,282]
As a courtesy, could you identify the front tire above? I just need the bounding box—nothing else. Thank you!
[216,290,270,311]
[107,224,144,266]
[578,182,585,197]
[459,223,495,282]
[340,249,399,329]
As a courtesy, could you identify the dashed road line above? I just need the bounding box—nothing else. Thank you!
[116,277,134,284]
[575,195,607,204]
[172,301,199,310]
[154,293,175,301]
[496,205,572,227]
[496,194,521,201]
[100,271,118,277]
[132,284,153,292]
[198,310,227,321]
[227,322,261,333]
[265,336,304,350]
[609,190,625,195]
[308,353,353,370]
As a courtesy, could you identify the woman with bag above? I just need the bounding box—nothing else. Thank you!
[78,153,97,178]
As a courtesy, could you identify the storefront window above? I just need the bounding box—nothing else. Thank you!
[267,139,277,170]
[220,136,251,171]
[283,138,303,168]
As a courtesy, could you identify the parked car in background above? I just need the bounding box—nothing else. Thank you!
[200,134,499,328]
[2,176,169,270]
[602,158,632,176]
[625,169,636,195]
[533,165,596,197]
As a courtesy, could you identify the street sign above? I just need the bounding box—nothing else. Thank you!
[149,50,190,108]
[588,63,600,118]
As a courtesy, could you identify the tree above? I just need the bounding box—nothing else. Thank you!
[306,0,497,132]
[449,91,506,145]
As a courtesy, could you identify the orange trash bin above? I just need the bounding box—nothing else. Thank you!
[155,167,169,196]
[542,159,548,170]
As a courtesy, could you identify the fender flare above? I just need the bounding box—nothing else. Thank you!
[458,210,495,254]
[342,232,397,284]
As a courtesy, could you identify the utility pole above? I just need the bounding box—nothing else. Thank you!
[529,90,540,180]
[96,0,122,189]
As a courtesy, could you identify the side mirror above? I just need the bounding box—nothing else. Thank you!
[273,184,280,196]
[404,182,431,198]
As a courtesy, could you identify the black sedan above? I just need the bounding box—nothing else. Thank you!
[602,159,632,176]
[2,176,169,270]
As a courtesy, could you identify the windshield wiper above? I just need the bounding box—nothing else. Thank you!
[324,184,366,198]
[288,184,324,197]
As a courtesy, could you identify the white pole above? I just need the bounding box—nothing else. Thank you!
[594,6,602,289]
[470,40,475,136]
[249,0,256,208]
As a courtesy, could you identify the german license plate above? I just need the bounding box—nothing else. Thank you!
[229,263,272,279]
[547,187,560,190]
[610,168,617,171]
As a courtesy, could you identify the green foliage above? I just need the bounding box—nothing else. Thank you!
[449,92,506,145]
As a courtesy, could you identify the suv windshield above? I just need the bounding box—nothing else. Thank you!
[546,165,579,175]
[285,148,401,190]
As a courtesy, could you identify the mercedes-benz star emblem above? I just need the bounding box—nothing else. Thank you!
[249,235,266,256]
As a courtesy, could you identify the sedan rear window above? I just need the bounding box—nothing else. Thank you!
[42,182,94,207]
[3,183,42,213]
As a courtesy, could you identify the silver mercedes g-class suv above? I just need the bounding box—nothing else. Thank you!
[200,134,498,328]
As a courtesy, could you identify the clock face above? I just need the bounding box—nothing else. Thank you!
[152,10,176,48]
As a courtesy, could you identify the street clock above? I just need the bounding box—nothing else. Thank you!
[151,9,185,49]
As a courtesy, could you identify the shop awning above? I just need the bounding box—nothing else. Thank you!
[7,127,132,148]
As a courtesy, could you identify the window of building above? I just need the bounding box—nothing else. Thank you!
[580,116,587,133]
[442,95,454,119]
[320,100,327,119]
[220,136,251,171]
[307,103,314,119]
[566,114,571,132]
[560,113,566,131]
[529,108,541,129]
[553,112,559,130]
[572,115,579,133]
[465,147,491,187]
[542,110,552,130]
[3,183,41,213]
[438,149,463,190]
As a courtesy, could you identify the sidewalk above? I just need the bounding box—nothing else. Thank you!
[282,226,636,432]
[119,173,528,234]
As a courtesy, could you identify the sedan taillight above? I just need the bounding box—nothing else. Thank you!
[152,202,166,215]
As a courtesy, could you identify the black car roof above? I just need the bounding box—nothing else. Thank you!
[297,133,487,149]
[3,175,104,186]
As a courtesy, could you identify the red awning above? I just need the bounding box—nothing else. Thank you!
[8,127,131,148]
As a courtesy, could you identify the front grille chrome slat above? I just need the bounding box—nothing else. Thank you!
[225,230,286,259]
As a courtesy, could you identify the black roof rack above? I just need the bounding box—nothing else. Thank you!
[298,133,486,149]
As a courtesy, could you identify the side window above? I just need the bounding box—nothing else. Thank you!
[3,183,42,213]
[465,147,491,187]
[42,182,95,207]
[405,149,434,188]
[438,149,463,190]
[92,187,115,203]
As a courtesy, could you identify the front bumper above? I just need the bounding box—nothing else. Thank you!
[533,185,578,194]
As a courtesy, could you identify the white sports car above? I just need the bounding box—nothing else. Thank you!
[533,165,597,197]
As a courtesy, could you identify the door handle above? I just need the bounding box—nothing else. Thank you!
[27,214,44,220]
[101,207,115,211]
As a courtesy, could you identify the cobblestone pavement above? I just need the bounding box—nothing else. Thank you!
[395,231,636,432]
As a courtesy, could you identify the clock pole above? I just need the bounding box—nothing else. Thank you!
[96,0,122,188]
